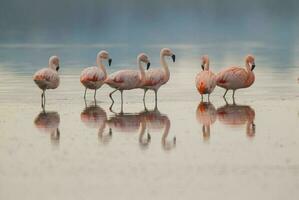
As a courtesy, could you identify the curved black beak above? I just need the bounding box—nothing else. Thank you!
[251,64,255,71]
[147,62,151,70]
[201,64,204,70]
[56,65,60,71]
[171,54,176,62]
[108,58,112,66]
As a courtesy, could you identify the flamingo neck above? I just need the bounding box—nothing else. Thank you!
[160,54,170,80]
[204,59,210,71]
[97,58,107,77]
[245,61,251,72]
[138,59,145,81]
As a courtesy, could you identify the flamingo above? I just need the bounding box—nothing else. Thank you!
[105,53,150,108]
[142,48,175,106]
[80,50,112,99]
[33,56,60,108]
[195,55,216,101]
[216,55,256,102]
[80,102,111,144]
[196,102,217,141]
[217,103,256,137]
[34,111,60,145]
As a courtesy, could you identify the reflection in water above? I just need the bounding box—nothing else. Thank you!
[108,107,174,151]
[139,108,175,151]
[217,104,256,138]
[196,102,217,141]
[34,111,60,146]
[80,102,111,144]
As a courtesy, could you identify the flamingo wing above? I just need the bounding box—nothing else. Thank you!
[34,68,59,83]
[80,67,105,82]
[145,69,164,86]
[217,67,248,86]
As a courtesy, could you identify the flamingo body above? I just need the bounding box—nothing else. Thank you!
[106,70,143,90]
[80,66,106,90]
[34,68,60,90]
[196,71,216,94]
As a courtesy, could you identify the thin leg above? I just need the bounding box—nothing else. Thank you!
[109,89,118,111]
[154,90,158,109]
[201,94,203,102]
[223,89,228,98]
[84,88,87,99]
[41,91,44,108]
[109,89,118,103]
[43,90,46,108]
[120,90,124,114]
[232,90,236,105]
[94,89,97,100]
[208,94,210,102]
[143,89,148,102]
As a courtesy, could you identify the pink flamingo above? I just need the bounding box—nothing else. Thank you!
[217,104,256,137]
[196,102,217,141]
[142,48,175,105]
[105,53,150,108]
[216,55,256,102]
[33,56,60,108]
[80,50,112,99]
[195,55,216,101]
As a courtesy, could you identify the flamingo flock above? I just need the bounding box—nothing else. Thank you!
[33,48,256,109]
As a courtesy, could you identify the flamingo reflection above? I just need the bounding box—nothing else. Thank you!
[139,108,175,151]
[196,102,217,141]
[80,102,111,144]
[217,103,256,137]
[34,110,60,146]
[108,106,174,150]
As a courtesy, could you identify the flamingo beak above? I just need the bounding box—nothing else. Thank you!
[56,65,60,71]
[171,54,176,62]
[201,64,204,70]
[251,63,255,71]
[108,58,112,66]
[147,62,151,70]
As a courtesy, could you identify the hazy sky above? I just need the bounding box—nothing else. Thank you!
[0,0,298,46]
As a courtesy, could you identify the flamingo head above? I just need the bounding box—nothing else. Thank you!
[161,48,176,63]
[138,53,151,70]
[201,55,209,70]
[246,55,255,71]
[49,56,60,71]
[98,50,112,66]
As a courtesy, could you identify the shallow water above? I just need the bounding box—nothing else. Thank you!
[1,44,299,200]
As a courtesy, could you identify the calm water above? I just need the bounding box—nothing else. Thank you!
[0,43,299,200]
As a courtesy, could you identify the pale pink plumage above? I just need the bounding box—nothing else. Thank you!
[80,50,111,99]
[216,55,256,100]
[106,53,150,105]
[33,56,60,107]
[142,48,175,103]
[195,55,216,101]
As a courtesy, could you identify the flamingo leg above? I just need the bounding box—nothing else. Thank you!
[208,94,210,102]
[223,89,228,98]
[120,90,124,114]
[201,94,203,102]
[42,90,46,108]
[94,89,97,100]
[154,90,158,108]
[84,88,87,99]
[143,89,148,102]
[109,89,118,103]
[232,90,236,105]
